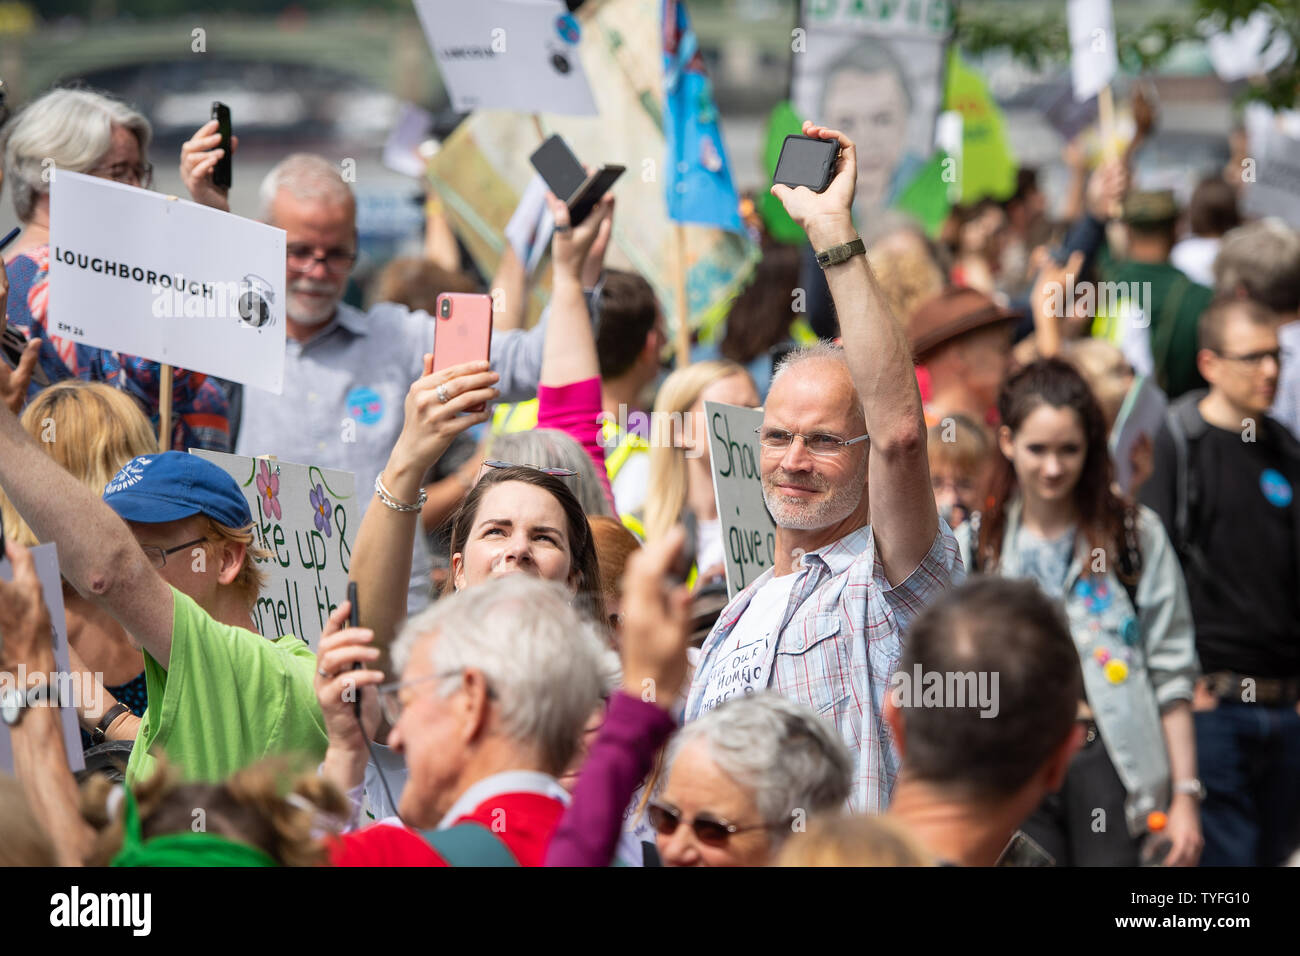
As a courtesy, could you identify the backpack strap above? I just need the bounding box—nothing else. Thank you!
[1115,505,1143,610]
[1165,399,1211,582]
[420,822,520,867]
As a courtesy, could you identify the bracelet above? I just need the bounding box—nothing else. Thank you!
[92,702,131,745]
[375,473,428,513]
[815,236,866,270]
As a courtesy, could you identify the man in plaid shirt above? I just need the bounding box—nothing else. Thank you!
[685,120,963,813]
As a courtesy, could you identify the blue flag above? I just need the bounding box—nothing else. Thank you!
[662,0,743,232]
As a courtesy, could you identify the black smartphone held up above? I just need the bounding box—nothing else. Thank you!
[211,101,232,191]
[347,581,362,720]
[670,510,699,587]
[529,133,624,226]
[773,134,840,193]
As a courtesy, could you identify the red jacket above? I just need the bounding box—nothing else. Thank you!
[331,792,566,867]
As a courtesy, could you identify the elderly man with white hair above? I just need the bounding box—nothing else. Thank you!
[315,575,608,866]
[683,121,962,814]
[1,88,229,447]
[180,142,555,613]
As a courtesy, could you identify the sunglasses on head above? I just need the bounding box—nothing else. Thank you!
[481,459,578,478]
[646,800,785,847]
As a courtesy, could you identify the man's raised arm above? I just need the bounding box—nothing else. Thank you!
[0,403,175,663]
[772,121,937,585]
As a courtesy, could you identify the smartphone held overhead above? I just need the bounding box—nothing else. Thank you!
[529,133,624,225]
[211,101,232,190]
[773,134,840,193]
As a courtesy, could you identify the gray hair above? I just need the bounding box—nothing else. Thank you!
[258,152,355,222]
[3,88,152,223]
[1214,218,1300,315]
[392,575,608,774]
[668,693,852,838]
[485,428,614,517]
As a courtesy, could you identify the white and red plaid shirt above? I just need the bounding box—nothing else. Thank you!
[684,522,964,812]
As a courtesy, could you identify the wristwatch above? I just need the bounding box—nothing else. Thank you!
[93,702,131,745]
[815,236,866,270]
[1172,778,1206,800]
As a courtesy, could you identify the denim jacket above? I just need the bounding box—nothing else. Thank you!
[956,499,1198,835]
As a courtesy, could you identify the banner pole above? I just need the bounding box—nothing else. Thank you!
[674,223,690,370]
[158,365,173,451]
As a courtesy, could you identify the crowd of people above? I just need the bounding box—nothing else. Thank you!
[0,79,1296,869]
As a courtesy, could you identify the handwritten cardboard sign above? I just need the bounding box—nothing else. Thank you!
[0,543,85,774]
[190,451,357,651]
[49,172,287,393]
[705,401,776,599]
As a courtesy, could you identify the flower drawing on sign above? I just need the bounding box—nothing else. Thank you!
[256,459,282,520]
[310,483,332,537]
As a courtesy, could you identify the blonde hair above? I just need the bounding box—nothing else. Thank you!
[1063,338,1133,430]
[201,515,271,610]
[644,360,751,543]
[774,813,934,867]
[0,382,158,547]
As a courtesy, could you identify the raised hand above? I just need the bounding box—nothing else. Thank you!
[769,120,857,243]
[618,525,693,710]
[179,119,239,212]
[546,191,614,282]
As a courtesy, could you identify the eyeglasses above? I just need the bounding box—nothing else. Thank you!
[646,800,788,847]
[481,459,578,478]
[141,536,207,570]
[755,426,869,457]
[377,669,496,726]
[90,160,153,189]
[1214,348,1284,367]
[286,244,358,276]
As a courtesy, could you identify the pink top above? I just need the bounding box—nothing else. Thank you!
[537,376,616,513]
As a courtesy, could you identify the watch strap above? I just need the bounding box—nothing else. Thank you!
[815,236,866,270]
[93,702,131,745]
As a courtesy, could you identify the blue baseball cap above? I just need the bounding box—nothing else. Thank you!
[103,452,252,528]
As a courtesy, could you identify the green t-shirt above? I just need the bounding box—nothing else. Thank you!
[1099,256,1213,400]
[125,588,328,786]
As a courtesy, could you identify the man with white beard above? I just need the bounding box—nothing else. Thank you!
[684,121,963,814]
[181,150,551,614]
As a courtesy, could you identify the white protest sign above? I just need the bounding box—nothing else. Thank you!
[414,0,597,116]
[0,543,85,774]
[705,401,776,599]
[49,171,287,393]
[1206,10,1292,82]
[1241,104,1300,230]
[1109,375,1167,497]
[1067,0,1118,102]
[382,101,438,179]
[190,450,358,651]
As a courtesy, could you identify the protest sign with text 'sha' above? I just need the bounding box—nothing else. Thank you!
[414,0,596,116]
[48,172,287,394]
[1067,0,1118,103]
[0,543,85,775]
[190,450,357,651]
[705,401,776,600]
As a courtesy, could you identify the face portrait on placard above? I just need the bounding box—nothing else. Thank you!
[795,32,943,219]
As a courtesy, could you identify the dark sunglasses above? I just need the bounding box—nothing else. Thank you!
[481,459,578,478]
[646,800,785,847]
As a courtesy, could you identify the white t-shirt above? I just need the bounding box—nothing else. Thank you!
[1170,236,1219,288]
[695,571,798,715]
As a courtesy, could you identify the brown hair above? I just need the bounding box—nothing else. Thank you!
[927,413,990,476]
[977,358,1132,583]
[588,515,640,604]
[444,466,608,628]
[369,256,477,314]
[80,758,349,867]
[1198,295,1278,354]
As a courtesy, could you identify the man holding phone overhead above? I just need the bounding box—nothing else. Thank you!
[683,121,963,814]
[179,140,564,616]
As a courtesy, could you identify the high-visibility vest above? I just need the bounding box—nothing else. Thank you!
[491,399,649,485]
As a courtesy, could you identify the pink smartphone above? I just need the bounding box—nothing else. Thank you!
[433,292,493,412]
[432,292,493,374]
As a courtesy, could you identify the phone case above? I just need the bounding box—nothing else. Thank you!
[432,293,493,374]
[773,135,840,193]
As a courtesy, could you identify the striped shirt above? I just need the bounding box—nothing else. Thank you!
[685,522,964,812]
